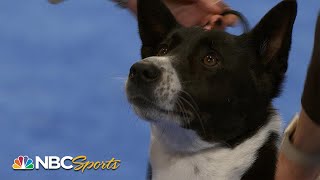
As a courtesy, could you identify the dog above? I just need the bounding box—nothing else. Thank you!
[125,0,297,179]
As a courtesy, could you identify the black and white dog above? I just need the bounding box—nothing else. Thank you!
[126,0,297,179]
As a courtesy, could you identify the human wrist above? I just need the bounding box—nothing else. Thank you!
[276,111,320,180]
[292,108,320,154]
[276,153,319,180]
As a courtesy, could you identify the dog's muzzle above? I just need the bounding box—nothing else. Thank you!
[126,60,163,108]
[125,56,184,122]
[129,61,162,84]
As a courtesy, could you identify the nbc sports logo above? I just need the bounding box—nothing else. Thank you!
[12,155,34,170]
[11,155,121,172]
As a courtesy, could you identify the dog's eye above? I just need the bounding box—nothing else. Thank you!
[203,54,218,67]
[157,45,169,56]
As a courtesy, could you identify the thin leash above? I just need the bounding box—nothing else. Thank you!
[221,10,250,33]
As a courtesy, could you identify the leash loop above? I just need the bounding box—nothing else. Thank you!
[221,10,250,33]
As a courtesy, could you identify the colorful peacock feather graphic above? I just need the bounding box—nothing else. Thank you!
[12,155,34,170]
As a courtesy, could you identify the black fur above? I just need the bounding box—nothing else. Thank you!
[136,0,297,145]
[137,0,178,59]
[130,0,297,179]
[241,132,279,180]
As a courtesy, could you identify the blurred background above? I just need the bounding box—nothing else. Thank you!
[0,0,319,179]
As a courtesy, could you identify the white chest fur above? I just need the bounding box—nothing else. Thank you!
[149,115,281,180]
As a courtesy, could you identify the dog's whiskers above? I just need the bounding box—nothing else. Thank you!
[180,80,201,84]
[111,76,128,82]
[176,99,190,128]
[179,90,201,111]
[179,99,190,125]
[177,95,206,136]
[180,81,194,84]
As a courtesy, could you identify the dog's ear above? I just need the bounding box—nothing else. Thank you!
[137,0,178,58]
[250,0,297,71]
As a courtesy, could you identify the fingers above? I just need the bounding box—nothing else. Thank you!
[215,2,239,28]
[222,14,238,27]
[204,1,239,30]
[203,15,224,30]
[208,1,227,14]
[202,13,239,31]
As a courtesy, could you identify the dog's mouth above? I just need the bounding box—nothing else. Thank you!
[128,95,193,120]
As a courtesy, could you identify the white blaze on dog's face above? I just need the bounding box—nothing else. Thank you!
[152,57,181,109]
[126,56,187,125]
[125,54,217,153]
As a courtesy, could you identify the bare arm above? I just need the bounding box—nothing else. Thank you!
[276,109,320,180]
[276,12,320,180]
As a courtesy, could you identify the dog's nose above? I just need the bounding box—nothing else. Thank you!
[129,62,161,82]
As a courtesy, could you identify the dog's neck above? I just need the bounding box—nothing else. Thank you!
[150,121,221,153]
[149,114,281,180]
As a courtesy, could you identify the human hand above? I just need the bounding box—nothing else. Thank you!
[49,0,238,30]
[127,0,238,30]
[163,0,238,30]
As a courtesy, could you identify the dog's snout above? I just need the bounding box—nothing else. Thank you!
[129,62,161,82]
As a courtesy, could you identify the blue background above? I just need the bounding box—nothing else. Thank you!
[0,0,319,179]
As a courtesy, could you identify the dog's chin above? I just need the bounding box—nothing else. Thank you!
[128,96,192,125]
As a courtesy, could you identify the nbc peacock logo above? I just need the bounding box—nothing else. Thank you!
[12,155,34,170]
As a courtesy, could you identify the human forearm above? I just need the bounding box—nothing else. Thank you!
[276,109,320,180]
[293,109,320,154]
[276,12,320,180]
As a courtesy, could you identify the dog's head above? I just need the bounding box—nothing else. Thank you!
[126,0,297,147]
